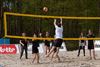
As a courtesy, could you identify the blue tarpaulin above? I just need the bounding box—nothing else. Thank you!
[0,38,10,45]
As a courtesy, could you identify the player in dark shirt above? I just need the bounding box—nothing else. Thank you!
[20,33,28,59]
[32,33,39,63]
[87,30,96,60]
[44,32,50,55]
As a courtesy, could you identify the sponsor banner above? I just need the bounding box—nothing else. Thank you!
[16,42,67,54]
[15,44,20,54]
[83,40,100,51]
[94,40,100,51]
[0,44,17,54]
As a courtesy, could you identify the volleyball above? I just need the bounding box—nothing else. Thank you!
[43,7,48,12]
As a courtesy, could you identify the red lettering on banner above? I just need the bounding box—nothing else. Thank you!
[0,44,17,54]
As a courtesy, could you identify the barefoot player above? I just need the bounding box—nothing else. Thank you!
[46,18,63,62]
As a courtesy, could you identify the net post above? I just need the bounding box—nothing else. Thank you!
[4,12,7,37]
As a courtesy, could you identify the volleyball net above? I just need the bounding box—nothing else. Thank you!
[3,12,100,40]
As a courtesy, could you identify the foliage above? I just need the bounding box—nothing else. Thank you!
[1,0,100,50]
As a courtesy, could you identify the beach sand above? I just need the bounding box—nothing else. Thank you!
[0,50,100,67]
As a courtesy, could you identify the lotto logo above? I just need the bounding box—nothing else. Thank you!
[0,44,17,54]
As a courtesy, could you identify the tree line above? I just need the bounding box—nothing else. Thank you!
[0,0,100,50]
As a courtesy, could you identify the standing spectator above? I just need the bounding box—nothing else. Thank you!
[44,32,50,55]
[20,33,28,59]
[77,32,86,57]
[32,33,40,63]
[87,29,96,60]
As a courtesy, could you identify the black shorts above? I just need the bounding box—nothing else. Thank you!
[51,40,55,46]
[32,47,39,54]
[54,48,57,52]
[88,41,94,50]
[53,39,63,47]
[88,45,94,50]
[44,40,50,47]
[79,46,85,49]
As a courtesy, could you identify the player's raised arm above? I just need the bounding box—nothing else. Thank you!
[54,19,56,26]
[60,18,62,25]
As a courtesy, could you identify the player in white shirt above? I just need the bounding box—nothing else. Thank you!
[46,18,63,62]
